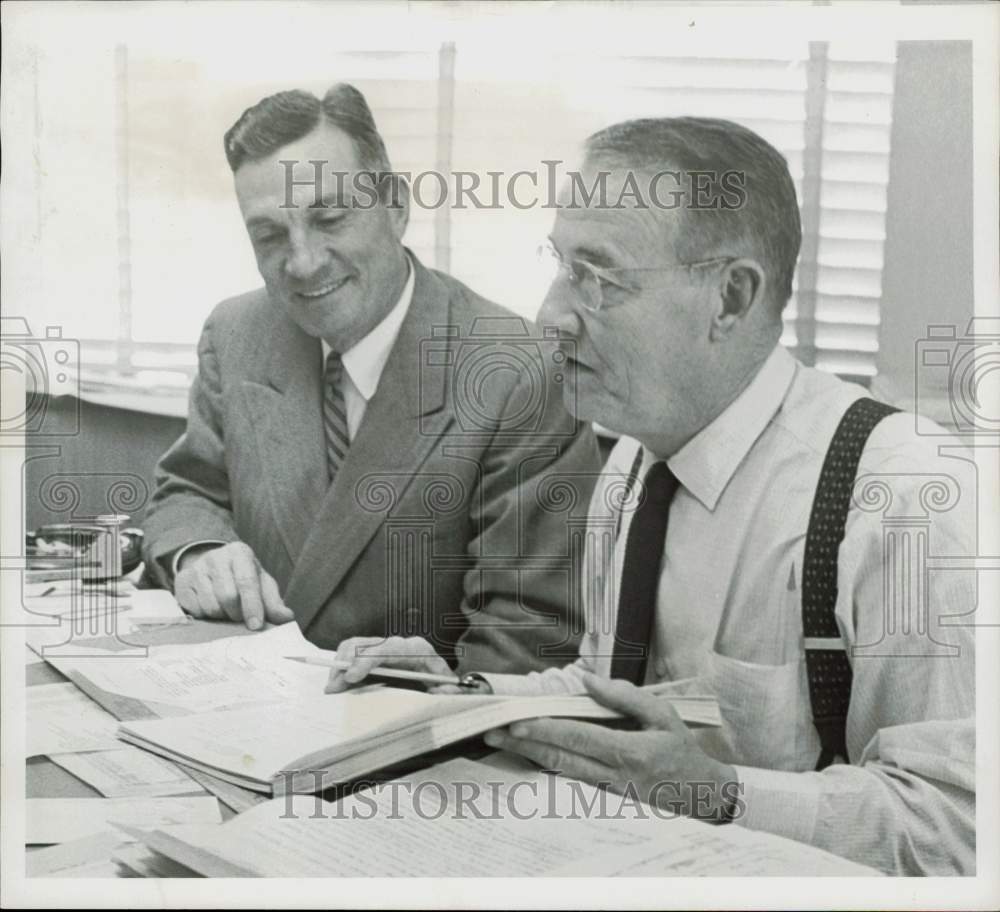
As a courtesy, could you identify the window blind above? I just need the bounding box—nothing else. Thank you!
[26,40,897,409]
[799,43,897,384]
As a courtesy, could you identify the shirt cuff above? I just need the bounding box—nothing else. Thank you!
[477,672,548,696]
[731,764,823,845]
[170,540,229,579]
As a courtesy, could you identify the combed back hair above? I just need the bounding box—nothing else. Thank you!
[223,83,392,176]
[584,117,802,311]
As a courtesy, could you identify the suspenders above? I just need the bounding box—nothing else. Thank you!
[802,397,900,769]
[612,396,899,771]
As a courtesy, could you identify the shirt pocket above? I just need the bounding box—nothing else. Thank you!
[704,649,818,771]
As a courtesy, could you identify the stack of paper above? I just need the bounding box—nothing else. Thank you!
[125,758,880,877]
[117,683,721,795]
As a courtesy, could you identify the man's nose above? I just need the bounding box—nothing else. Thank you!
[284,232,327,282]
[537,280,581,338]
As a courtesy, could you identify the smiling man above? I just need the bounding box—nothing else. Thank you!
[329,117,976,875]
[142,84,600,675]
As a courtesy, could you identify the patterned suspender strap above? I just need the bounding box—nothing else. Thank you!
[802,397,900,770]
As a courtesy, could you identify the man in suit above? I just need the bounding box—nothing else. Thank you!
[142,84,600,674]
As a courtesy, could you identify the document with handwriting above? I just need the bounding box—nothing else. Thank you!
[135,758,877,877]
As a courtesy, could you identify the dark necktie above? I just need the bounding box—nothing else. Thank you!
[323,351,350,482]
[610,460,680,685]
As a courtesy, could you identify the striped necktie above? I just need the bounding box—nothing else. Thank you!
[323,350,350,482]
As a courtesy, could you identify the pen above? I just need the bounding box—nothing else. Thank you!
[284,655,465,688]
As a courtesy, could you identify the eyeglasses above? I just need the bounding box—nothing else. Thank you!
[537,240,737,314]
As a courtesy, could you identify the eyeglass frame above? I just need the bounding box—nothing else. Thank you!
[537,239,738,314]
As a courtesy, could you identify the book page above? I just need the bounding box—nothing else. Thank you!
[133,759,680,876]
[141,758,878,877]
[43,623,331,716]
[142,773,652,876]
[548,826,882,876]
[119,689,473,785]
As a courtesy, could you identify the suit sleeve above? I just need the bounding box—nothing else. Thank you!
[141,312,241,588]
[451,364,602,676]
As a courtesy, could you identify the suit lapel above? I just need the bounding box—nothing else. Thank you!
[286,259,452,631]
[241,315,328,564]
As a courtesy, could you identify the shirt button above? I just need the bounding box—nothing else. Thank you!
[654,659,669,679]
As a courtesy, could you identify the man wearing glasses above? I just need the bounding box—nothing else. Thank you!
[328,117,975,874]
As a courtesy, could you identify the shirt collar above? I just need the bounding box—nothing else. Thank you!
[321,254,415,401]
[663,344,797,511]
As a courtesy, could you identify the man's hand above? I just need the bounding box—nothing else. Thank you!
[483,672,740,822]
[324,635,458,694]
[173,541,295,630]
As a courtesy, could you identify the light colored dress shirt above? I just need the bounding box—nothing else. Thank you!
[320,256,415,441]
[173,257,415,573]
[482,344,976,875]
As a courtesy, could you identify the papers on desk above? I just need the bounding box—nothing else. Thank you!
[42,622,330,718]
[128,758,878,877]
[24,587,189,657]
[26,832,127,878]
[24,796,223,845]
[49,746,200,798]
[26,683,122,756]
[112,843,197,878]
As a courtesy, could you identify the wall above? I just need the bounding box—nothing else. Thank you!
[23,396,184,532]
[874,40,974,428]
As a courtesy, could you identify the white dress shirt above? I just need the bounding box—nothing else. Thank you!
[483,344,976,875]
[173,257,415,573]
[320,256,415,441]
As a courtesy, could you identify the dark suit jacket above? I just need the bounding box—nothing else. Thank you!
[142,255,600,674]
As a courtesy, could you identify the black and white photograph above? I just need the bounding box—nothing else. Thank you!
[1,1,997,908]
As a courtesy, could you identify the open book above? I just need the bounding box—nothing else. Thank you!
[126,757,879,877]
[119,685,720,795]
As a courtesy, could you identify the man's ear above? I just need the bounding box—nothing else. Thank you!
[711,258,766,340]
[382,173,410,239]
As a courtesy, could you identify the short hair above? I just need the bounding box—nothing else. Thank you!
[223,83,392,175]
[584,117,802,311]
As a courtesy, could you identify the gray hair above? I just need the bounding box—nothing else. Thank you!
[585,117,802,311]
